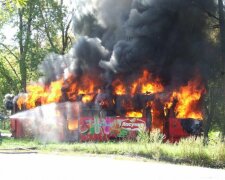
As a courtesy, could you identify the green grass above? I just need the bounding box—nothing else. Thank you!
[0,129,10,134]
[0,131,225,168]
[0,137,39,149]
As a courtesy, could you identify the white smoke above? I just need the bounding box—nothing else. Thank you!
[10,102,80,142]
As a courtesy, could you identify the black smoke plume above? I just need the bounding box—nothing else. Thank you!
[40,0,216,89]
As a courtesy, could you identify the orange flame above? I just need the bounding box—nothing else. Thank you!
[139,70,164,94]
[17,94,27,110]
[126,111,143,118]
[17,73,100,109]
[112,79,126,95]
[68,120,78,131]
[82,94,95,103]
[17,79,64,110]
[167,78,205,120]
[130,70,164,95]
[113,70,164,96]
[65,74,98,103]
[46,80,64,104]
[16,68,205,123]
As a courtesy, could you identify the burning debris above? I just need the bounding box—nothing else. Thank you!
[9,0,216,142]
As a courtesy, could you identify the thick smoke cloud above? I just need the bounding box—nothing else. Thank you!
[39,36,109,83]
[40,0,216,88]
[99,0,216,87]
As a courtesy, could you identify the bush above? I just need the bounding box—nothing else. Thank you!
[0,119,10,130]
[136,126,150,143]
[137,128,164,144]
[149,129,165,144]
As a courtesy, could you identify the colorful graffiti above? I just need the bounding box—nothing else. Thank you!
[79,114,147,141]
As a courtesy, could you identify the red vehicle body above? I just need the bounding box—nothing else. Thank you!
[9,90,202,142]
[10,102,202,142]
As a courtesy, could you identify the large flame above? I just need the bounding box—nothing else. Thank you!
[65,74,98,103]
[17,79,64,109]
[113,70,164,96]
[16,69,205,122]
[133,70,164,94]
[166,78,205,120]
[17,74,99,110]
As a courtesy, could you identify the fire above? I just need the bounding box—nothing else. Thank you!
[130,70,164,95]
[65,74,98,103]
[113,70,164,96]
[16,68,205,123]
[68,120,78,131]
[112,79,126,95]
[81,94,95,103]
[17,94,27,110]
[138,70,164,94]
[17,79,64,109]
[17,73,100,109]
[167,78,205,120]
[77,75,95,95]
[131,82,138,95]
[46,80,64,104]
[126,111,143,118]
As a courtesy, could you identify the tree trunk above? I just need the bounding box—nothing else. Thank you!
[218,0,225,139]
[218,0,225,71]
[203,87,214,145]
[18,2,33,92]
[59,0,72,55]
[18,8,26,91]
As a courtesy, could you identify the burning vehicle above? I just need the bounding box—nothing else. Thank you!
[8,70,204,142]
[6,0,214,142]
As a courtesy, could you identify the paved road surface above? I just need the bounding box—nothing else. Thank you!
[0,153,224,180]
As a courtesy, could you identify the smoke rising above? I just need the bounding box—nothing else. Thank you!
[99,0,216,87]
[40,0,216,89]
[39,36,109,83]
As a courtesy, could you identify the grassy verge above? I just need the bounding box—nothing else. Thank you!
[0,129,10,134]
[0,135,225,169]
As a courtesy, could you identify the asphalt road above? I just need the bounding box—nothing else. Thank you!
[0,153,224,180]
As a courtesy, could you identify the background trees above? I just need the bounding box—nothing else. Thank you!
[0,0,74,113]
[0,0,73,93]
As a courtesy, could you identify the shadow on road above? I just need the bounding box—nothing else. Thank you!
[0,151,38,154]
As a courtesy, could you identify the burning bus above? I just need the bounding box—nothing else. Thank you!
[5,0,213,142]
[8,70,204,142]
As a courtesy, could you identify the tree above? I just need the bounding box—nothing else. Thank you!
[215,0,225,139]
[191,0,225,141]
[37,0,73,54]
[0,0,73,92]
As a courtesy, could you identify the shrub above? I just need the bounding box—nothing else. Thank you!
[137,128,165,144]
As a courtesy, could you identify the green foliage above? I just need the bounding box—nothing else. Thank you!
[0,120,10,131]
[149,129,165,144]
[137,128,165,144]
[0,0,73,94]
[7,0,27,8]
[137,126,150,143]
[14,0,28,6]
